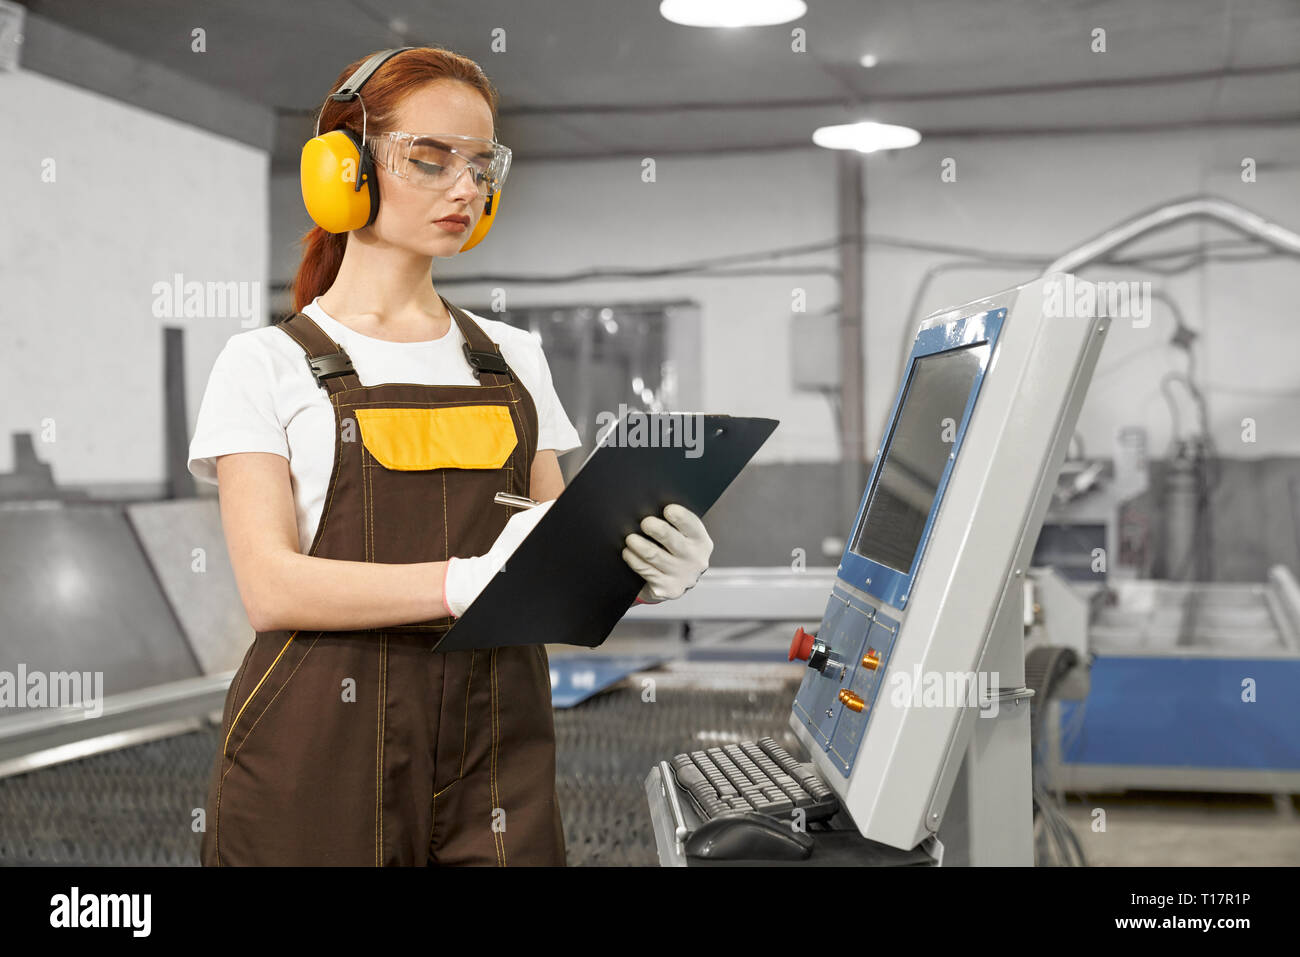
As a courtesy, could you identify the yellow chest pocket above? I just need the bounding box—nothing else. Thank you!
[354,405,518,470]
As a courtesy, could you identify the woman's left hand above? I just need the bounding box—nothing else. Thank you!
[623,503,713,603]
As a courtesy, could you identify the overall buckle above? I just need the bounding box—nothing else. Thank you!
[307,351,355,386]
[462,342,511,380]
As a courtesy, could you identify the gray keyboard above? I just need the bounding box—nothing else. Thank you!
[669,736,839,823]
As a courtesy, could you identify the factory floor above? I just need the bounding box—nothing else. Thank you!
[1057,792,1300,866]
[1,618,1294,866]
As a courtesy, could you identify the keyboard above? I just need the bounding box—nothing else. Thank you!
[669,736,839,823]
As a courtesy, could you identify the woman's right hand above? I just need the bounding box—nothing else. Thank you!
[441,499,556,617]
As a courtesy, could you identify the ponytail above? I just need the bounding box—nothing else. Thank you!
[290,226,346,315]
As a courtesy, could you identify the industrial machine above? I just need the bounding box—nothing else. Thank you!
[646,273,1109,865]
[1030,565,1300,797]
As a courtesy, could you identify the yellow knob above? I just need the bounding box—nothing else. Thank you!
[861,649,881,670]
[838,689,865,712]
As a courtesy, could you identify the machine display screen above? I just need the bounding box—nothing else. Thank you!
[849,343,990,573]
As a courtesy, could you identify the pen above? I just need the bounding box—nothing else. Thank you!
[494,491,543,510]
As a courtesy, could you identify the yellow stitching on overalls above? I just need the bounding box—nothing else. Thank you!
[330,379,515,398]
[459,649,475,779]
[208,649,250,866]
[507,374,537,503]
[363,445,374,562]
[432,777,462,799]
[224,649,252,732]
[441,471,448,561]
[490,647,500,865]
[376,634,387,866]
[342,397,513,408]
[223,632,299,756]
[434,790,444,863]
[491,647,504,866]
[310,396,345,555]
[279,320,357,556]
[360,443,368,556]
[276,321,313,361]
[513,382,535,470]
[501,369,529,496]
[214,633,321,865]
[224,635,320,765]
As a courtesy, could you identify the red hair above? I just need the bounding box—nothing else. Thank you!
[290,47,501,314]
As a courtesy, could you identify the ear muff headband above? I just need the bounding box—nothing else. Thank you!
[300,46,503,251]
[328,47,415,108]
[301,47,412,234]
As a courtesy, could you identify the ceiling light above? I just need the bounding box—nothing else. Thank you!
[813,120,921,153]
[659,0,807,28]
[859,53,879,68]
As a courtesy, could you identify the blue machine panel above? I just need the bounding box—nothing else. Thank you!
[838,308,1006,611]
[1059,655,1300,771]
[828,611,900,772]
[793,307,1006,780]
[791,590,902,777]
[792,591,873,750]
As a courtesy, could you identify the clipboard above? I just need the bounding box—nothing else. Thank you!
[433,412,779,651]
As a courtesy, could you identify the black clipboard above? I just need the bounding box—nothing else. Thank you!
[433,412,779,651]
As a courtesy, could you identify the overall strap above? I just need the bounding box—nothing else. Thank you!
[439,294,515,386]
[277,313,362,396]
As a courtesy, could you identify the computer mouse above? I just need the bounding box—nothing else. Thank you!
[683,812,815,862]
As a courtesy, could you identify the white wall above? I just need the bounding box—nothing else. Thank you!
[0,69,268,487]
[270,124,1300,465]
[865,127,1300,461]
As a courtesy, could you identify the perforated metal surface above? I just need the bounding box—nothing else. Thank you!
[0,677,802,866]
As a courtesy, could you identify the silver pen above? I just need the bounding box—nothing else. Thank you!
[494,491,543,510]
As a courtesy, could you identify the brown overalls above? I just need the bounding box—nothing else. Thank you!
[199,295,566,866]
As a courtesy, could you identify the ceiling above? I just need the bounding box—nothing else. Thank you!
[20,0,1300,168]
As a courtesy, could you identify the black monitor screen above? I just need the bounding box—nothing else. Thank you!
[850,343,989,573]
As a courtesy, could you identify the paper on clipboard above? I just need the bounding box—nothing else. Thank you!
[433,411,779,652]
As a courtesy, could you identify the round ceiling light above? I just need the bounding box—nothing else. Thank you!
[659,0,807,28]
[813,120,921,153]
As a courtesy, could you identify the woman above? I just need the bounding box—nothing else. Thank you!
[187,46,713,866]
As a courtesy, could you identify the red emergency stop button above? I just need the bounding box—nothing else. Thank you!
[789,627,815,662]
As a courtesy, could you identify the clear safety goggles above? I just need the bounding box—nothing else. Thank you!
[366,131,512,197]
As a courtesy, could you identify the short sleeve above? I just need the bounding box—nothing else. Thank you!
[528,338,582,455]
[187,334,289,485]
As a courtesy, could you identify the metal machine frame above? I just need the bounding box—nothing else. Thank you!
[788,274,1109,863]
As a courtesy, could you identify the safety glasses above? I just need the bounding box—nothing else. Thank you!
[367,132,512,197]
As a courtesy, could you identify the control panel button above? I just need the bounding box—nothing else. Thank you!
[861,649,881,670]
[788,627,815,662]
[838,689,865,712]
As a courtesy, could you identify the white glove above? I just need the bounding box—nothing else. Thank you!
[622,504,713,603]
[442,499,555,617]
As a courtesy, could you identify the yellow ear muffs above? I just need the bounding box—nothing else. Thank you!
[458,188,502,252]
[301,128,378,234]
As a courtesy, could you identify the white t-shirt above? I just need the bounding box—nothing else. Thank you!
[187,297,582,554]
